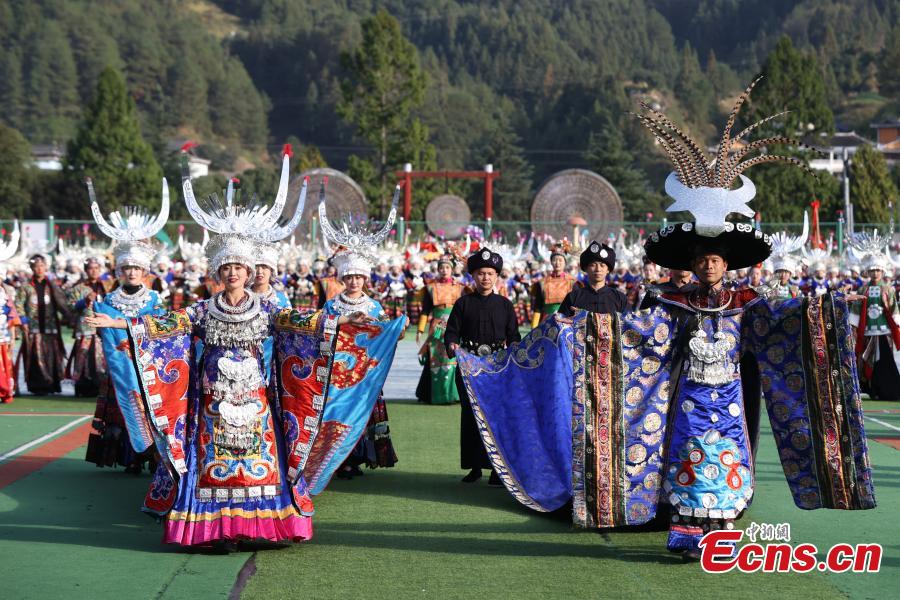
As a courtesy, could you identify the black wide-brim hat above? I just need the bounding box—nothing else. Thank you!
[644,222,772,271]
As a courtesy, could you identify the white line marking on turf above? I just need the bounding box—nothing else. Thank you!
[0,415,90,463]
[867,416,900,433]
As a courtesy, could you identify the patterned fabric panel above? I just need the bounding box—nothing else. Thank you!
[458,313,582,512]
[128,314,194,476]
[573,307,676,528]
[305,317,406,495]
[95,296,164,452]
[275,314,334,485]
[743,295,876,511]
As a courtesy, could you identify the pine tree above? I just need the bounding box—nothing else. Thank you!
[674,43,714,124]
[0,124,33,218]
[338,9,431,214]
[64,67,163,213]
[475,117,534,227]
[851,144,899,225]
[584,121,664,221]
[744,36,835,136]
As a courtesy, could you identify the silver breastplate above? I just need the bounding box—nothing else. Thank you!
[686,328,735,387]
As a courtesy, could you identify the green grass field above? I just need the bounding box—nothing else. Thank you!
[0,396,897,599]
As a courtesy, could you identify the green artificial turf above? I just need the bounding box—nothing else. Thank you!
[0,397,896,599]
[0,447,248,600]
[0,394,95,414]
[0,415,85,456]
[242,401,900,599]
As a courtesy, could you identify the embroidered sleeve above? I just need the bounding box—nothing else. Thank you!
[274,308,332,336]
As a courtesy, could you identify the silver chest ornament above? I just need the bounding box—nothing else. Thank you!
[686,327,736,387]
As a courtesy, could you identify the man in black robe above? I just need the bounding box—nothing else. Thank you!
[15,255,72,394]
[558,241,627,315]
[445,247,520,483]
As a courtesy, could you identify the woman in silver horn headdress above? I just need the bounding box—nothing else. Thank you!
[82,178,168,472]
[310,185,406,485]
[84,149,401,548]
[0,222,22,403]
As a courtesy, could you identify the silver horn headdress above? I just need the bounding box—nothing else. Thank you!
[88,177,168,273]
[850,230,893,272]
[320,183,399,279]
[181,146,303,280]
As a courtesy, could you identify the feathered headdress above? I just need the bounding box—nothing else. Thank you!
[640,76,817,270]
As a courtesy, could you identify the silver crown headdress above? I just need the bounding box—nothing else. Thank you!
[320,184,399,279]
[88,177,169,273]
[181,147,305,279]
[769,212,809,273]
[850,230,893,272]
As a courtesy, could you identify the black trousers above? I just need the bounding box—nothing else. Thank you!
[871,336,900,401]
[456,369,491,470]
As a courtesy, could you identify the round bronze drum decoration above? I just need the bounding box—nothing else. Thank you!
[426,194,471,239]
[530,169,623,241]
[285,168,368,240]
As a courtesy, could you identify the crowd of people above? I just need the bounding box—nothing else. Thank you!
[0,79,881,561]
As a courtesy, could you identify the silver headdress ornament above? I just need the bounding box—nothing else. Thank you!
[634,76,817,237]
[181,145,304,280]
[320,183,399,279]
[850,230,893,272]
[253,173,310,272]
[0,221,20,263]
[769,212,809,273]
[87,177,169,273]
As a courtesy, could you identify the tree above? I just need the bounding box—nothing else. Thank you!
[851,144,899,225]
[879,26,900,98]
[338,9,432,214]
[64,66,163,213]
[0,124,33,218]
[742,36,834,136]
[749,162,841,224]
[585,120,665,221]
[474,117,534,228]
[674,43,714,125]
[0,50,25,130]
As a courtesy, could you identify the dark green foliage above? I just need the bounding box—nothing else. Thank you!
[1,0,898,223]
[742,36,835,136]
[473,116,534,226]
[850,144,899,224]
[0,124,33,218]
[338,9,436,216]
[749,159,841,224]
[585,121,665,221]
[64,67,163,213]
